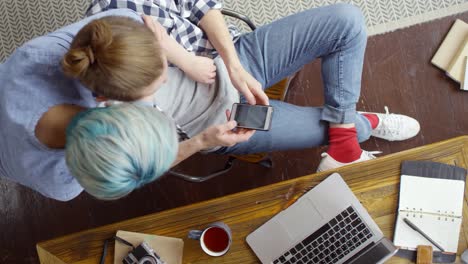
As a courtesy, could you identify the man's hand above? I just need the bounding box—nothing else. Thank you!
[198,10,269,105]
[228,65,269,105]
[142,15,165,43]
[184,54,217,84]
[143,15,216,85]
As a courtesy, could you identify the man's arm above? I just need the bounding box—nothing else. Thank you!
[142,15,216,84]
[199,9,269,105]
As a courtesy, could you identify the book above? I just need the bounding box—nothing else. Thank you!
[431,19,468,90]
[114,230,184,264]
[446,36,468,89]
[432,19,468,74]
[393,161,467,263]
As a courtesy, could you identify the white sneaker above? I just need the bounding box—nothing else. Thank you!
[317,150,381,172]
[361,106,420,141]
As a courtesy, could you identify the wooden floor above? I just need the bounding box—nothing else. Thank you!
[1,12,468,264]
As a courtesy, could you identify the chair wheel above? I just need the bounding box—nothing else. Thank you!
[258,158,273,168]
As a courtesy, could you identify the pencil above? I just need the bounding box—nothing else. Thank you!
[403,217,445,252]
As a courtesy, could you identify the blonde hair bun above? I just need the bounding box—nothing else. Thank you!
[61,16,164,101]
[62,20,114,78]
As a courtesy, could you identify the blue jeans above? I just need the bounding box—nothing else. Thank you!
[216,3,372,155]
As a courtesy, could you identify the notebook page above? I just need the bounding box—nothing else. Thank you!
[393,175,464,253]
[394,213,462,253]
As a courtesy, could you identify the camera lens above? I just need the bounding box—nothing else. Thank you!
[138,256,158,264]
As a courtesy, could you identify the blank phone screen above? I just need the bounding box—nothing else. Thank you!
[234,104,268,128]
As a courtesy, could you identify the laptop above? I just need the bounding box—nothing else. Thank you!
[246,173,398,264]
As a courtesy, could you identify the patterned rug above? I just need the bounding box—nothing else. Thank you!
[1,0,468,62]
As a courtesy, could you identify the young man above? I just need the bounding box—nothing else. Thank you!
[87,0,419,170]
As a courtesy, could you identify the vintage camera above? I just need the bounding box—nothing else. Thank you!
[122,242,166,264]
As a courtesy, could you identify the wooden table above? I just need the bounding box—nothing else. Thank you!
[37,136,468,264]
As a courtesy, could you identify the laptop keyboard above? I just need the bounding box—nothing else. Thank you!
[273,206,373,264]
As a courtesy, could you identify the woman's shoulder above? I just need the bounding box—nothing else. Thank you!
[0,9,142,77]
[16,9,142,58]
[0,131,83,201]
[0,100,84,201]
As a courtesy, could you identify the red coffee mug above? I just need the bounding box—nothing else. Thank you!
[188,222,232,256]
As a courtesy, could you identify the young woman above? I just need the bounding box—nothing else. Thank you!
[0,8,251,201]
[0,11,177,201]
[0,2,419,201]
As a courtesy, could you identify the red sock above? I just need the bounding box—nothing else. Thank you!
[327,127,362,163]
[363,113,379,129]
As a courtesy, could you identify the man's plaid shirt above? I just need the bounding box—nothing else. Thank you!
[86,0,240,56]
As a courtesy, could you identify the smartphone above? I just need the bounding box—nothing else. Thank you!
[229,103,273,131]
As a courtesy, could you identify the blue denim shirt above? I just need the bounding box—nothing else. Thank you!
[0,9,141,201]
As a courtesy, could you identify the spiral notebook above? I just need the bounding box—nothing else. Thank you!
[393,161,467,262]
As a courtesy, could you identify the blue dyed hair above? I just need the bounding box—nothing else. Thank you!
[65,104,178,200]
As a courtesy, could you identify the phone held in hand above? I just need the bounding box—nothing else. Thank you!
[229,103,273,131]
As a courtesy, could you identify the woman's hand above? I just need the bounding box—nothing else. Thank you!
[195,119,254,150]
[184,55,217,84]
[228,65,269,105]
[172,110,253,167]
[173,120,253,167]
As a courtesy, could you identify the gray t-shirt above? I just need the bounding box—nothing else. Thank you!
[153,57,240,141]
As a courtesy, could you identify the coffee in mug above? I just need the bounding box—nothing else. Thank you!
[188,222,232,256]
